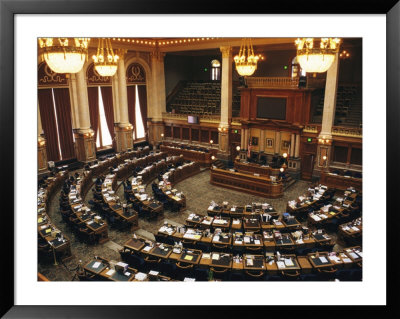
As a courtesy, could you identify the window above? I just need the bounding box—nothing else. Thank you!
[135,85,145,139]
[333,146,348,163]
[211,59,221,81]
[96,87,113,149]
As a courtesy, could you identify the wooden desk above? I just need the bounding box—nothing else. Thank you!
[123,237,146,252]
[161,143,216,166]
[320,171,362,191]
[234,160,280,177]
[210,167,283,199]
[243,254,266,271]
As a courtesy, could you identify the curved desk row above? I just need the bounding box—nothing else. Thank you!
[156,223,334,254]
[38,171,72,263]
[119,236,362,281]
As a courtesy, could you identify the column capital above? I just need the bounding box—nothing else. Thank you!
[150,49,165,61]
[116,49,128,58]
[220,46,232,58]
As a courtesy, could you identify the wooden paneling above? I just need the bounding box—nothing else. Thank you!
[320,171,362,191]
[240,88,313,126]
[210,168,283,198]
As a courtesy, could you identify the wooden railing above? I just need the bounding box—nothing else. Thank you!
[246,77,299,88]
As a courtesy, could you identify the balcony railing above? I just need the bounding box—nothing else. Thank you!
[246,77,299,88]
[303,124,362,138]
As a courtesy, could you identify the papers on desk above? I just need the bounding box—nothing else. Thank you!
[213,219,227,225]
[212,253,220,260]
[106,269,115,276]
[349,252,360,260]
[319,257,329,264]
[254,240,261,245]
[134,272,147,281]
[92,261,101,269]
[342,258,352,263]
[142,246,152,252]
[246,258,253,266]
[202,253,211,259]
[351,226,360,232]
[244,236,251,243]
[184,255,193,261]
[212,235,220,242]
[232,219,240,225]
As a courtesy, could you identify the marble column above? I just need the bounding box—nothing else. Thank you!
[72,67,96,163]
[114,50,134,152]
[290,133,295,157]
[217,46,232,158]
[319,52,340,140]
[148,49,166,146]
[295,134,301,158]
[274,131,281,154]
[317,52,339,170]
[112,73,120,124]
[69,73,80,129]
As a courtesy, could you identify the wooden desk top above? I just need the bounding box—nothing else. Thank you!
[243,255,266,271]
[124,237,146,252]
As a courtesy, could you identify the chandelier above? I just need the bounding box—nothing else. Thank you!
[92,38,119,77]
[39,38,90,73]
[295,38,341,73]
[234,38,260,77]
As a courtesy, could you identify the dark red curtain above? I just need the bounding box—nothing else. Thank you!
[127,85,136,137]
[100,86,115,146]
[53,88,75,160]
[137,85,148,135]
[38,89,60,162]
[88,87,99,142]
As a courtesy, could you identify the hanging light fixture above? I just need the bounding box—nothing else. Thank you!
[92,38,119,77]
[234,38,260,77]
[295,38,341,73]
[39,38,90,73]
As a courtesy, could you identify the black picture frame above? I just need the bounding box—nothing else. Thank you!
[1,0,398,317]
[251,137,259,146]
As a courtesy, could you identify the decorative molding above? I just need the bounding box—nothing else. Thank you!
[332,126,362,138]
[150,49,165,61]
[126,62,146,84]
[303,125,319,133]
[38,62,69,87]
[246,77,299,88]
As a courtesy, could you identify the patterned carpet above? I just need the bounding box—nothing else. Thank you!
[38,169,341,281]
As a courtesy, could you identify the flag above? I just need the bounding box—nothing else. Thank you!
[247,137,252,158]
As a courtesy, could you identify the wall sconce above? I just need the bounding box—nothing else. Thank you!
[211,155,215,161]
[318,137,332,145]
[236,145,241,151]
[218,126,228,132]
[280,167,284,172]
[283,152,288,158]
[210,140,213,145]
